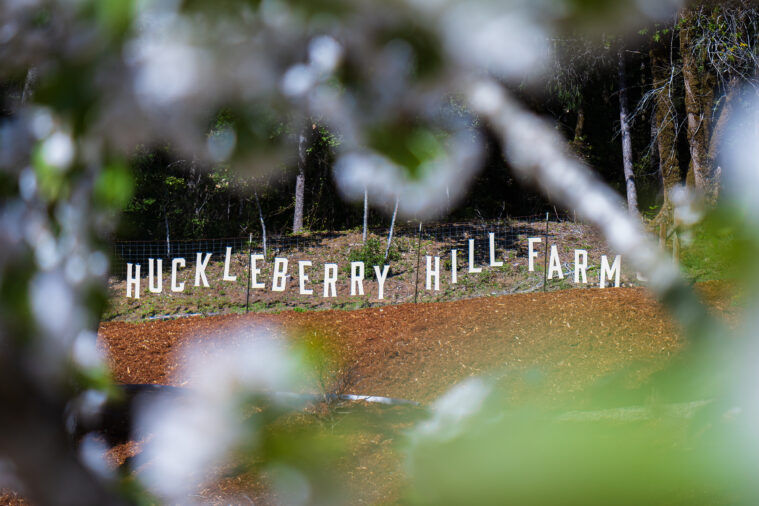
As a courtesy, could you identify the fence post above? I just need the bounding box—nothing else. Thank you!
[245,233,252,313]
[414,221,423,304]
[543,212,549,292]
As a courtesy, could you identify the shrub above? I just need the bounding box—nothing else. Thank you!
[347,237,401,275]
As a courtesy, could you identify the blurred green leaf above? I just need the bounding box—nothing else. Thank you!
[95,162,134,209]
[368,122,446,179]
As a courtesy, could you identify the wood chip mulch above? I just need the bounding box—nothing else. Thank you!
[98,285,718,405]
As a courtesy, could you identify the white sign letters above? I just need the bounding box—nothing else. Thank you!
[124,237,624,299]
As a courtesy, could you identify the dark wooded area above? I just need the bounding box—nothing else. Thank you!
[73,2,751,241]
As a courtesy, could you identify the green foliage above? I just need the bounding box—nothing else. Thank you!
[680,207,759,284]
[32,144,67,202]
[348,237,401,270]
[368,122,447,179]
[406,385,756,504]
[307,125,341,154]
[90,0,135,38]
[95,162,133,209]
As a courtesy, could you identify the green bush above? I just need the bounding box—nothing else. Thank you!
[347,237,401,271]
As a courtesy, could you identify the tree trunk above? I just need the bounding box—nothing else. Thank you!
[680,8,716,195]
[650,40,680,213]
[293,131,306,233]
[570,105,586,156]
[618,50,640,218]
[569,104,587,158]
[362,187,369,244]
[573,106,585,143]
[707,78,739,176]
[254,190,267,258]
[21,66,37,105]
[385,197,399,262]
[650,112,660,184]
[164,206,171,257]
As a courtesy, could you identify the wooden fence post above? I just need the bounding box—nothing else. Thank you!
[542,212,549,292]
[414,221,423,304]
[245,233,252,313]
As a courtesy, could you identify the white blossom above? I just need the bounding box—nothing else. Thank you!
[40,131,75,170]
[135,327,307,501]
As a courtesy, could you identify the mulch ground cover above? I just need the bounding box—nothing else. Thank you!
[100,286,701,404]
[2,282,736,504]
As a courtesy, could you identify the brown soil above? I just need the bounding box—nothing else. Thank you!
[99,286,695,404]
[99,286,692,504]
[4,281,734,505]
[0,490,29,506]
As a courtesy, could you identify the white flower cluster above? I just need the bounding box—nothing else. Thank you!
[135,327,308,502]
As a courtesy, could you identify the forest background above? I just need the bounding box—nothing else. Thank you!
[2,2,748,241]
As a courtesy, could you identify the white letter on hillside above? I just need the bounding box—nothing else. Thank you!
[323,263,338,298]
[374,265,390,300]
[528,238,542,272]
[351,261,365,296]
[272,258,288,292]
[223,247,237,282]
[148,258,163,293]
[426,255,440,291]
[574,249,588,284]
[468,239,482,273]
[298,261,313,295]
[547,245,564,280]
[250,254,265,289]
[194,252,212,287]
[171,258,185,292]
[451,249,458,284]
[126,263,140,299]
[489,233,503,267]
[600,255,622,288]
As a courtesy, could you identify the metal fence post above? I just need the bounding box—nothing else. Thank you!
[543,212,549,292]
[245,233,252,313]
[414,221,423,304]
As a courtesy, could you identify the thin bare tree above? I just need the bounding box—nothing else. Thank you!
[293,130,307,233]
[362,187,368,243]
[618,49,641,218]
[254,188,267,258]
[385,196,399,262]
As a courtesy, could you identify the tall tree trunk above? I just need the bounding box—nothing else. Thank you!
[680,8,716,195]
[164,205,171,257]
[707,78,739,196]
[293,131,306,233]
[650,111,660,183]
[618,50,640,218]
[362,187,368,244]
[254,189,267,257]
[650,39,680,213]
[385,196,399,262]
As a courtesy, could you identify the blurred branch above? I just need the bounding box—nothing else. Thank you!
[467,79,717,340]
[0,350,125,505]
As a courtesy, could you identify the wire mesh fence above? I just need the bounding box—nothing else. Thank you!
[110,215,555,279]
[106,214,627,320]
